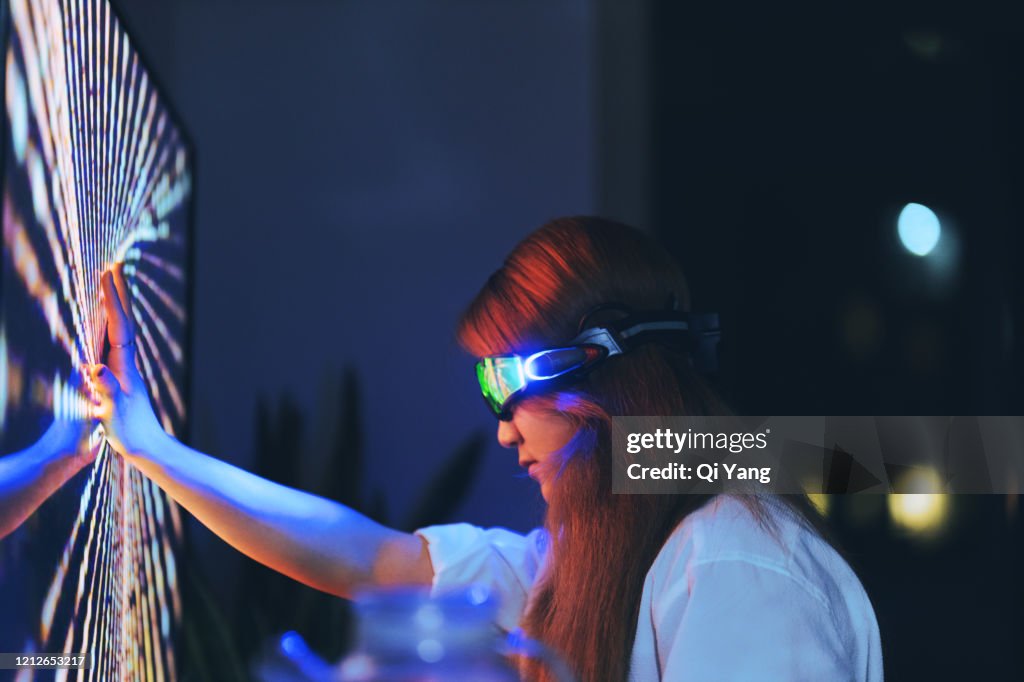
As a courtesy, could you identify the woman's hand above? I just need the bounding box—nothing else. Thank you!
[38,365,98,470]
[89,265,167,459]
[37,412,97,471]
[0,408,96,540]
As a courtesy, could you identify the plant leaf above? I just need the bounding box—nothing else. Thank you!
[402,432,487,531]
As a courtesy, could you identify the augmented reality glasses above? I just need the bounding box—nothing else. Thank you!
[475,308,720,420]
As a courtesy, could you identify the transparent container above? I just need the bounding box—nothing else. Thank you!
[336,587,573,682]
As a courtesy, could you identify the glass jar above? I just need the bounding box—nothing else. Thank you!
[336,587,573,682]
[337,587,518,681]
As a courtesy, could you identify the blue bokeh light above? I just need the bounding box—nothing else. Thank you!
[897,203,942,256]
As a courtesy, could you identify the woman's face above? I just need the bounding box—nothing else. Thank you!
[496,398,577,502]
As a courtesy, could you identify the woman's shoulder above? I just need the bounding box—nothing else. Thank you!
[664,494,827,557]
[642,496,884,681]
[648,495,869,611]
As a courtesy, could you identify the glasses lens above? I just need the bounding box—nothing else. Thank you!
[476,356,526,416]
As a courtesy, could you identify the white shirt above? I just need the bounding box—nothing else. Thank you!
[416,495,883,681]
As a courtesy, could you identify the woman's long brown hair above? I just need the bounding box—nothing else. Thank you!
[458,217,824,682]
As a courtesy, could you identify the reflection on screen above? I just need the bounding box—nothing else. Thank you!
[1,0,191,677]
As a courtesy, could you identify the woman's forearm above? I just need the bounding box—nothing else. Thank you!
[125,433,432,598]
[0,438,88,540]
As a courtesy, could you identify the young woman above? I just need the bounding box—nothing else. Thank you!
[91,217,883,681]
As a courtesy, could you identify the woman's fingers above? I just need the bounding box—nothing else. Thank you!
[90,362,120,389]
[88,362,121,397]
[101,268,134,346]
[99,266,145,388]
[110,264,135,330]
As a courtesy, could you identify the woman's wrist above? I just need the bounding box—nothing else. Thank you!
[36,420,88,461]
[124,423,177,464]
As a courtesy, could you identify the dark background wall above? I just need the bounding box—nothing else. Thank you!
[117,0,596,563]
[652,3,1022,418]
[115,1,1022,678]
[649,3,1023,678]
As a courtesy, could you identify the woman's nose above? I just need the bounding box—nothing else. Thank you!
[496,418,522,449]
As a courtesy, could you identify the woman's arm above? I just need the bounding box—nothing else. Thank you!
[0,418,94,540]
[91,266,432,598]
[119,431,431,597]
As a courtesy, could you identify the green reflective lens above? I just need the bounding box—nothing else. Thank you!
[476,355,526,416]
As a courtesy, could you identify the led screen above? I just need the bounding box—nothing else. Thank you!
[0,0,191,678]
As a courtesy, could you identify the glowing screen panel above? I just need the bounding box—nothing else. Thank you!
[0,0,191,679]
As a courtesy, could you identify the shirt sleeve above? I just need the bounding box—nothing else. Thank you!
[415,523,548,632]
[655,557,852,681]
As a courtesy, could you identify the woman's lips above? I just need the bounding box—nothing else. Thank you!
[528,463,542,481]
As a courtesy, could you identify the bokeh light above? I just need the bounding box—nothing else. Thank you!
[897,202,941,256]
[887,468,950,535]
